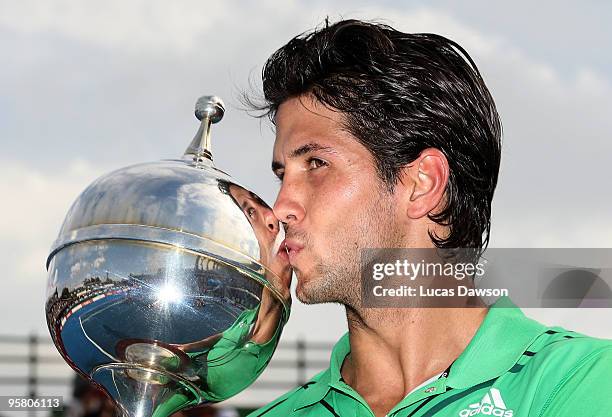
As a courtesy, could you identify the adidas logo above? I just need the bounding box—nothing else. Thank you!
[458,388,514,417]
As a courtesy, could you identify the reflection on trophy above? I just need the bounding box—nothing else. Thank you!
[45,96,291,417]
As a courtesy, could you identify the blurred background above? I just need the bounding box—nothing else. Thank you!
[1,1,611,416]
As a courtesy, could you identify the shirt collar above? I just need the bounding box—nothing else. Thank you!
[329,332,351,382]
[446,296,546,388]
[292,333,350,411]
[292,297,547,410]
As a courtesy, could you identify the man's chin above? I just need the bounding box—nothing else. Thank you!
[294,273,335,305]
[294,271,317,304]
[295,288,323,305]
[295,288,317,304]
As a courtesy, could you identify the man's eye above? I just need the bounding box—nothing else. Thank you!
[307,157,327,170]
[247,207,256,218]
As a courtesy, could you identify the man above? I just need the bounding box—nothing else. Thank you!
[247,19,612,417]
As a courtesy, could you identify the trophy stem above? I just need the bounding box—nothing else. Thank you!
[186,116,213,161]
[91,364,201,417]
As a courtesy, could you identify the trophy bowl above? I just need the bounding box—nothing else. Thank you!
[45,96,291,417]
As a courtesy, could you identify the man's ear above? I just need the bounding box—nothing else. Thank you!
[396,148,449,220]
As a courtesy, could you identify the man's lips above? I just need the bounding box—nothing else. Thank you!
[276,245,289,261]
[279,238,304,262]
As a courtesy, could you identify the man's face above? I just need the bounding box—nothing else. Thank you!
[227,184,291,292]
[271,96,403,306]
[228,184,280,255]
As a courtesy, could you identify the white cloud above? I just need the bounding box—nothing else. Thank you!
[576,68,611,96]
[0,0,315,55]
[0,159,105,281]
[0,0,226,52]
[69,261,81,278]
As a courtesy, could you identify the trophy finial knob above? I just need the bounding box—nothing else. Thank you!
[185,95,226,162]
[195,96,225,123]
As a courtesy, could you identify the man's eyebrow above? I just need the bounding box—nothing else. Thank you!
[271,142,334,172]
[289,142,333,158]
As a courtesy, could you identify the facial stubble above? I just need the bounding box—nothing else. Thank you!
[295,188,399,309]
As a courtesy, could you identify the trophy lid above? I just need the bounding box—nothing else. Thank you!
[47,96,275,285]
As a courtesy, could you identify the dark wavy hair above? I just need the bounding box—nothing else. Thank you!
[251,19,502,253]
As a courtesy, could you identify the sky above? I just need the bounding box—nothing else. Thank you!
[1,0,611,407]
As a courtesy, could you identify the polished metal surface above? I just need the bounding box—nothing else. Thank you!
[45,95,291,417]
[185,96,225,162]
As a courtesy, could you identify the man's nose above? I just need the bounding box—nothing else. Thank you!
[273,182,305,226]
[260,207,279,234]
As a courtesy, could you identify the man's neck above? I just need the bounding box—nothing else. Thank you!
[340,301,488,416]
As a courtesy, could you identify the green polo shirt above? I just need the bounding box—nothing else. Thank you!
[248,297,612,417]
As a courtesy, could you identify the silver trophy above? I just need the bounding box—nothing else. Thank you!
[45,96,291,417]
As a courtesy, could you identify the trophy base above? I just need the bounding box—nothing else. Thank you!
[91,363,202,417]
[116,338,191,377]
